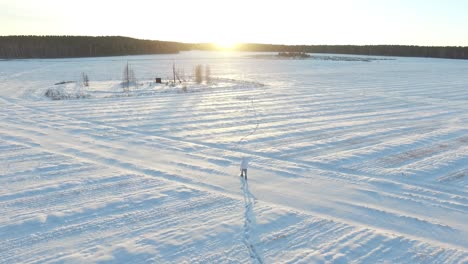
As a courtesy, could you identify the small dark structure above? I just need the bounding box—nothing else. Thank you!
[155,78,162,83]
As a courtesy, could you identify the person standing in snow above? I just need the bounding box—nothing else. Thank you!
[240,157,249,179]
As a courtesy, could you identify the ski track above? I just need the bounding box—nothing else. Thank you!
[1,53,468,263]
[241,177,263,264]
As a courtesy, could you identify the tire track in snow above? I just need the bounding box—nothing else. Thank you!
[241,177,263,264]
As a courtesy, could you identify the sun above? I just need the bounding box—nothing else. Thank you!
[214,41,238,50]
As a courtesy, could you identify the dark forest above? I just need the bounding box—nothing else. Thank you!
[1,36,467,60]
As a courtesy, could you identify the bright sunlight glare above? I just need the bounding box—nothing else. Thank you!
[214,41,239,50]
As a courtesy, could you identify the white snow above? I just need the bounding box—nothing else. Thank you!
[1,51,467,263]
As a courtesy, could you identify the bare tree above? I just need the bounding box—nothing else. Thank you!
[122,62,130,91]
[177,68,186,83]
[172,63,176,84]
[122,62,136,92]
[205,65,211,84]
[195,64,203,84]
[81,72,89,87]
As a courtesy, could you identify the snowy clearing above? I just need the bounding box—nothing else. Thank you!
[1,51,467,263]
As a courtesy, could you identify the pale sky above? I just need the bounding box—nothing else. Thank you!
[1,0,467,46]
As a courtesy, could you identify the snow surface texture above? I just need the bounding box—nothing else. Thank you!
[1,51,467,263]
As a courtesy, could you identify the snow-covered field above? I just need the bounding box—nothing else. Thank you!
[1,51,467,263]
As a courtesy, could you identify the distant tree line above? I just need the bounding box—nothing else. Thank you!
[1,36,467,60]
[193,43,468,60]
[0,36,185,58]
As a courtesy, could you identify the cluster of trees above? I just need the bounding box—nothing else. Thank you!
[277,52,311,58]
[0,36,185,58]
[1,36,467,60]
